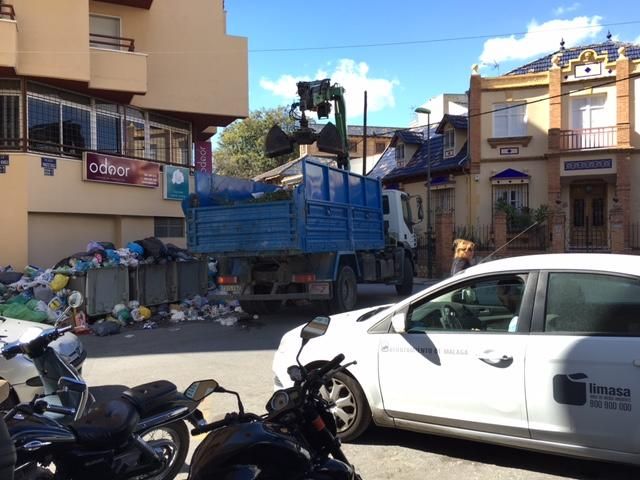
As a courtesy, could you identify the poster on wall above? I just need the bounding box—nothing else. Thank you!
[83,152,159,187]
[0,155,8,174]
[164,165,190,200]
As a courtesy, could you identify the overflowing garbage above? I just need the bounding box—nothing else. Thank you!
[0,237,257,337]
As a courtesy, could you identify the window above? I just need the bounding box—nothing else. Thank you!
[90,14,121,50]
[545,273,640,335]
[443,128,455,151]
[395,144,405,166]
[571,95,608,129]
[28,97,60,152]
[0,80,20,149]
[434,188,455,214]
[62,104,90,154]
[493,103,526,137]
[493,184,528,209]
[375,141,386,154]
[154,217,185,238]
[406,275,527,333]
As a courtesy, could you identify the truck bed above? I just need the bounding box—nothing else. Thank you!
[187,160,385,256]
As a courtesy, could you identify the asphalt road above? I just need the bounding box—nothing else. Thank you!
[80,283,640,480]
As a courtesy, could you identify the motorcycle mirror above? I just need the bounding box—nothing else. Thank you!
[68,291,84,309]
[184,379,220,402]
[58,376,87,393]
[300,316,330,341]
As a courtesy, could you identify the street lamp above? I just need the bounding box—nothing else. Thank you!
[414,107,434,278]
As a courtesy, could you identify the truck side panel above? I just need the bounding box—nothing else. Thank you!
[187,200,299,254]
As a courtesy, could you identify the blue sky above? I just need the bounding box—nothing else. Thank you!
[224,0,640,129]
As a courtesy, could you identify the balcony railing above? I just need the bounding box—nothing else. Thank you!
[0,3,16,20]
[90,33,135,52]
[559,126,617,150]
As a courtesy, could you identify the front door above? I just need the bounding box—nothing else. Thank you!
[378,274,531,437]
[569,182,607,250]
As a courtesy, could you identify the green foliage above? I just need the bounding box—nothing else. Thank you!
[214,106,300,179]
[495,199,550,232]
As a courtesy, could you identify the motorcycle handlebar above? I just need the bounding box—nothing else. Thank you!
[315,354,345,378]
[1,325,72,360]
[190,412,261,436]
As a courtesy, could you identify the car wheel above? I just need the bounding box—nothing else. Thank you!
[320,371,371,442]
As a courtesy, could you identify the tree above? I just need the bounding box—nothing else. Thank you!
[214,106,300,178]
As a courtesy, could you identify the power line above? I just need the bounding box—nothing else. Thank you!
[249,20,640,53]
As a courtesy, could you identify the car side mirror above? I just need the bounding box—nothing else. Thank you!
[301,316,330,340]
[391,312,406,333]
[184,379,220,402]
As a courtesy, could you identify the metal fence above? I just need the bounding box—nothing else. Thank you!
[505,224,549,250]
[453,224,494,252]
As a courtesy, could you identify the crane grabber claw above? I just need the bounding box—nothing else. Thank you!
[264,78,350,171]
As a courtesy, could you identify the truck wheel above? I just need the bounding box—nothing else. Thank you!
[395,256,414,296]
[330,266,357,313]
[320,371,371,442]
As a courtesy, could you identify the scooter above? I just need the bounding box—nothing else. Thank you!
[188,315,362,479]
[1,297,218,480]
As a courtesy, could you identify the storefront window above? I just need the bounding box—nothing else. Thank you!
[62,105,91,154]
[28,97,60,152]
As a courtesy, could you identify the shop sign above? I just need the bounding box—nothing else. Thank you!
[83,153,159,188]
[164,165,190,200]
[195,141,212,174]
[0,155,8,174]
[564,159,612,171]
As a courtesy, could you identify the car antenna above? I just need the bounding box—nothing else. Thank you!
[478,221,540,265]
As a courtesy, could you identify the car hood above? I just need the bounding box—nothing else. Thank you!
[0,316,84,361]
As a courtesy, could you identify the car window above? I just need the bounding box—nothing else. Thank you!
[544,272,640,335]
[406,275,527,333]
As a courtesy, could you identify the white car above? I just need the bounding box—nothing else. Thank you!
[0,316,85,409]
[273,253,640,466]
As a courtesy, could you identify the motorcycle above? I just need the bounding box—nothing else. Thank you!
[188,315,362,480]
[1,294,219,480]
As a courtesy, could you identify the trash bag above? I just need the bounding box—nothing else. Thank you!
[91,319,121,337]
[136,237,167,260]
[50,274,70,292]
[0,271,23,285]
[0,303,48,323]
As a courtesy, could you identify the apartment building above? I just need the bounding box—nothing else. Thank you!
[0,0,247,268]
[469,38,640,252]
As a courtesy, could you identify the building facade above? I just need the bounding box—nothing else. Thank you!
[0,0,247,268]
[469,39,640,253]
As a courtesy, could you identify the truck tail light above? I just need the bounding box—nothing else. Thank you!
[292,273,316,283]
[217,275,239,285]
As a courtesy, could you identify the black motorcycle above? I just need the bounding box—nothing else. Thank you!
[188,315,362,480]
[2,322,218,480]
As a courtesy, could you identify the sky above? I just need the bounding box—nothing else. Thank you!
[223,0,640,130]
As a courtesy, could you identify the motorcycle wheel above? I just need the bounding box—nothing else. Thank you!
[137,420,189,480]
[320,371,371,442]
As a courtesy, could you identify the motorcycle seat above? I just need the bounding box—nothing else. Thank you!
[69,399,140,448]
[121,380,179,417]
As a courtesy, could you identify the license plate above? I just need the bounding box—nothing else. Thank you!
[223,285,242,294]
[309,282,330,295]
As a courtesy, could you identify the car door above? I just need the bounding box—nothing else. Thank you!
[526,271,640,453]
[377,272,535,437]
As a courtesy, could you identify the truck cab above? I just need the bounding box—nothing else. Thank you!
[382,190,420,250]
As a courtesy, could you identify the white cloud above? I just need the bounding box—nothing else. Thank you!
[553,2,581,16]
[635,35,640,45]
[479,16,603,66]
[259,59,399,120]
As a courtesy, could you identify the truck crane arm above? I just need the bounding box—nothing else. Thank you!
[265,79,350,170]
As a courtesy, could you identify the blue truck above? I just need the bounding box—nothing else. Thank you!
[185,158,422,314]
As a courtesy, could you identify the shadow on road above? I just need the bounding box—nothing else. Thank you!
[80,284,413,359]
[355,426,640,479]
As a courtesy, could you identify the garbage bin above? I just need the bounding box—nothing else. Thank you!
[66,266,129,318]
[176,260,208,300]
[129,263,178,306]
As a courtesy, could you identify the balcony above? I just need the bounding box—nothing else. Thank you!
[94,0,153,8]
[89,33,147,94]
[553,127,618,151]
[0,4,17,69]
